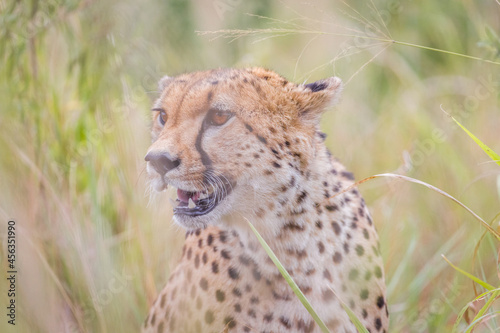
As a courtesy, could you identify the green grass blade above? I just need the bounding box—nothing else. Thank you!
[246,220,331,333]
[333,289,370,333]
[452,300,473,333]
[329,173,500,241]
[392,40,500,66]
[198,27,500,66]
[467,289,500,333]
[441,255,495,291]
[450,115,500,166]
[464,311,500,332]
[452,288,500,333]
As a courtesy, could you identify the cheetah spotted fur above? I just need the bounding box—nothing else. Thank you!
[143,68,388,332]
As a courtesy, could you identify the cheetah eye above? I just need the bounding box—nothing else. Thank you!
[153,108,167,126]
[208,109,233,126]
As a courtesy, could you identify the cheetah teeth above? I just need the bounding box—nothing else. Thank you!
[168,192,211,209]
[169,197,198,209]
[188,198,196,209]
[168,187,219,211]
[200,190,214,199]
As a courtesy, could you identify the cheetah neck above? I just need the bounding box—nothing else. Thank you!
[222,142,357,285]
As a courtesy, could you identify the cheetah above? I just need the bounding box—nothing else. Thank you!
[143,68,388,332]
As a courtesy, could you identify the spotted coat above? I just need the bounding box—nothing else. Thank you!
[143,68,388,333]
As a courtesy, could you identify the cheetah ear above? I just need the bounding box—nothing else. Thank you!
[294,76,343,125]
[158,75,174,92]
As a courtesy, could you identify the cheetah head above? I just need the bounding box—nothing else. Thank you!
[145,68,342,230]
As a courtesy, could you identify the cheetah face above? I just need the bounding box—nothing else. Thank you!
[145,98,239,229]
[145,68,342,230]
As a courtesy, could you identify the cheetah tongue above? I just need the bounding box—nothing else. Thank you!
[177,189,201,205]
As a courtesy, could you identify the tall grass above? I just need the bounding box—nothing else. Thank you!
[0,0,499,332]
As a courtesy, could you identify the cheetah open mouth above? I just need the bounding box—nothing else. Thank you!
[171,180,233,217]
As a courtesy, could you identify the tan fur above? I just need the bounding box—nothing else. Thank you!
[143,68,388,332]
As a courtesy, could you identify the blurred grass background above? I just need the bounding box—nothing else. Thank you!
[0,0,499,331]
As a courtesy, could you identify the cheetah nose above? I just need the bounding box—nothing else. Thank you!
[145,151,181,176]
